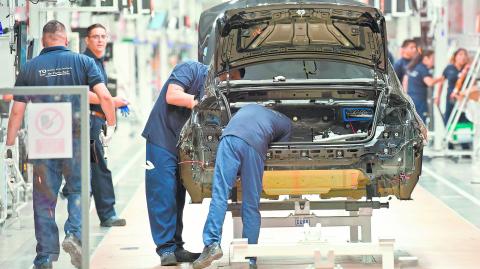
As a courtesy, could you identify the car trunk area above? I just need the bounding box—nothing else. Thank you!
[226,87,381,144]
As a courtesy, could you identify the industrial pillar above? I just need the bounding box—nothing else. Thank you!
[433,0,449,150]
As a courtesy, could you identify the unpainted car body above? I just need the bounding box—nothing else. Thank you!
[178,0,426,203]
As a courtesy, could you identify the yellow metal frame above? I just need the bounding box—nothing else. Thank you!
[262,169,370,196]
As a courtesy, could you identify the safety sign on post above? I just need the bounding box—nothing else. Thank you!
[27,103,73,159]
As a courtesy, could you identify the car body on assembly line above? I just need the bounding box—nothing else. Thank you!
[178,0,427,203]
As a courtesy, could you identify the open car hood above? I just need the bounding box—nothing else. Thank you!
[212,2,387,75]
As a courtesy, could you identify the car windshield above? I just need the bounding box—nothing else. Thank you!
[242,60,375,80]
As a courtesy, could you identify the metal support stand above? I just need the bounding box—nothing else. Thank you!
[228,237,395,269]
[229,199,386,243]
[0,113,10,228]
[227,198,390,268]
[0,105,32,229]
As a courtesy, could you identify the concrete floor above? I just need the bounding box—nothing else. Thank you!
[1,118,480,268]
[0,118,144,269]
[89,180,480,269]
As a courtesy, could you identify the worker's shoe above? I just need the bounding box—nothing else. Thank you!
[192,242,223,269]
[62,234,82,269]
[248,258,257,269]
[34,261,53,269]
[160,251,177,266]
[100,215,126,227]
[175,248,201,262]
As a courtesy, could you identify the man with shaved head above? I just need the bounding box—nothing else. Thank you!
[4,20,116,269]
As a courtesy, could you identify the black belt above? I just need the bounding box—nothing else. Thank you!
[90,111,106,120]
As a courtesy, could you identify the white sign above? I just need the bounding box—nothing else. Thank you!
[27,103,73,159]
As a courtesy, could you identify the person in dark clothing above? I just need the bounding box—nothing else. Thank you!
[4,20,116,269]
[193,104,292,269]
[435,48,470,124]
[83,23,128,227]
[405,50,443,123]
[142,61,244,266]
[388,50,395,65]
[393,39,418,84]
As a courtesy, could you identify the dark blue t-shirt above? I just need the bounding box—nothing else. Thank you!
[393,57,411,82]
[142,61,208,155]
[83,48,108,113]
[442,64,461,97]
[14,46,104,91]
[221,104,292,158]
[14,46,104,139]
[407,62,432,101]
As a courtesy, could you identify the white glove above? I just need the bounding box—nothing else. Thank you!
[99,124,116,147]
[4,145,16,166]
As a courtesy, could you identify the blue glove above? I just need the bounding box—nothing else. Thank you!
[119,105,130,117]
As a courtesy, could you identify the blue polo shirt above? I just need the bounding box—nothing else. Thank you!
[393,57,411,82]
[221,104,292,158]
[14,46,104,90]
[83,48,108,113]
[407,62,432,100]
[142,61,208,155]
[442,64,461,99]
[13,46,104,139]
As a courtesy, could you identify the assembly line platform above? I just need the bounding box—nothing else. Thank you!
[91,174,480,269]
[1,122,480,269]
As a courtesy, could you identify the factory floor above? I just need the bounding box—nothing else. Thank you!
[1,119,480,269]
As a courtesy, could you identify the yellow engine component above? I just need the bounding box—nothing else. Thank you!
[262,169,370,196]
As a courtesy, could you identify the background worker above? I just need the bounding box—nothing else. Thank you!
[142,60,243,266]
[83,23,128,227]
[435,48,470,124]
[394,39,418,83]
[405,50,443,123]
[388,50,395,65]
[193,104,292,269]
[3,20,116,269]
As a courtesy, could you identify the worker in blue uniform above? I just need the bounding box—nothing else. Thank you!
[4,20,116,269]
[405,50,443,123]
[388,50,395,66]
[83,23,128,227]
[193,104,292,269]
[142,61,244,266]
[435,48,470,124]
[393,39,418,84]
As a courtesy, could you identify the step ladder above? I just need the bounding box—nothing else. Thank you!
[443,47,480,148]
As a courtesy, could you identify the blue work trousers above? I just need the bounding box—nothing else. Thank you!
[444,100,455,125]
[145,142,185,255]
[32,146,82,266]
[90,115,116,222]
[411,95,428,123]
[203,135,264,246]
